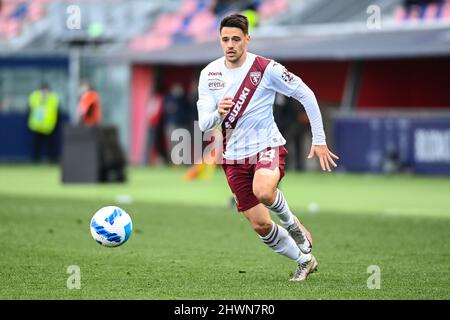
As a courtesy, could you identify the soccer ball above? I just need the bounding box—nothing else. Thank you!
[90,206,133,247]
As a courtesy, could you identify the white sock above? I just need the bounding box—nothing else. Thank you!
[260,221,310,264]
[265,189,295,228]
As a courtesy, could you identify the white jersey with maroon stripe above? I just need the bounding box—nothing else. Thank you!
[197,52,326,160]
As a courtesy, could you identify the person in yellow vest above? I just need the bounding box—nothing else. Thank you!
[28,83,60,163]
[241,4,260,33]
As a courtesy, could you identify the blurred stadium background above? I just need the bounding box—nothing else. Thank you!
[1,0,450,299]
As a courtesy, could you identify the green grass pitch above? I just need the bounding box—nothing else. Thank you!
[0,165,449,299]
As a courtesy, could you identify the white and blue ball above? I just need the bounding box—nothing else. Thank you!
[90,206,132,247]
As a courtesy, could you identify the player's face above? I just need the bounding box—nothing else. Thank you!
[220,27,250,66]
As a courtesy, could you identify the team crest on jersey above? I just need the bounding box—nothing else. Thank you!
[250,71,261,86]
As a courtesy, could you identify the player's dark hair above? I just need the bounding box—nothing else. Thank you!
[220,13,249,35]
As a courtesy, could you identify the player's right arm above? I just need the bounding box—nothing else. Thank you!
[197,70,235,131]
[196,71,220,131]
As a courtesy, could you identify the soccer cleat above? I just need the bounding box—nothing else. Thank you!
[290,255,318,281]
[287,216,313,254]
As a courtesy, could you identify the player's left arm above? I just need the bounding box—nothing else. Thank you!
[267,61,339,172]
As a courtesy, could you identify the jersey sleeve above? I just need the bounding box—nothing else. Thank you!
[266,60,326,145]
[197,70,221,132]
[265,60,303,97]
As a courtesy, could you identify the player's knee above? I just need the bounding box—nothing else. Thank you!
[252,221,273,237]
[253,186,275,205]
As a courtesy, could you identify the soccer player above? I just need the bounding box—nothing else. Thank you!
[196,14,339,281]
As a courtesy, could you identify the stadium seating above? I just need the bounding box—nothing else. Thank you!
[0,0,163,49]
[2,0,450,51]
[258,0,289,19]
[394,0,450,23]
[0,0,46,40]
[127,0,289,52]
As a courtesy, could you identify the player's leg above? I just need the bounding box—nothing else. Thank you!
[253,147,313,254]
[252,167,293,226]
[223,161,316,280]
[242,203,310,265]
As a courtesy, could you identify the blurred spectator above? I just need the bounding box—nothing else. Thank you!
[27,83,60,163]
[144,92,170,165]
[241,3,260,32]
[382,146,402,174]
[185,75,200,134]
[183,74,219,180]
[273,94,308,170]
[77,81,102,127]
[163,83,188,157]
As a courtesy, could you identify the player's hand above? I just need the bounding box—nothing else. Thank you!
[218,97,234,116]
[308,145,339,172]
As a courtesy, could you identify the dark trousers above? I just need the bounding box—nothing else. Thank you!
[31,131,57,163]
[145,124,170,165]
[284,126,307,171]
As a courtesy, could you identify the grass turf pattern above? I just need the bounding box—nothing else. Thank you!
[0,165,449,299]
